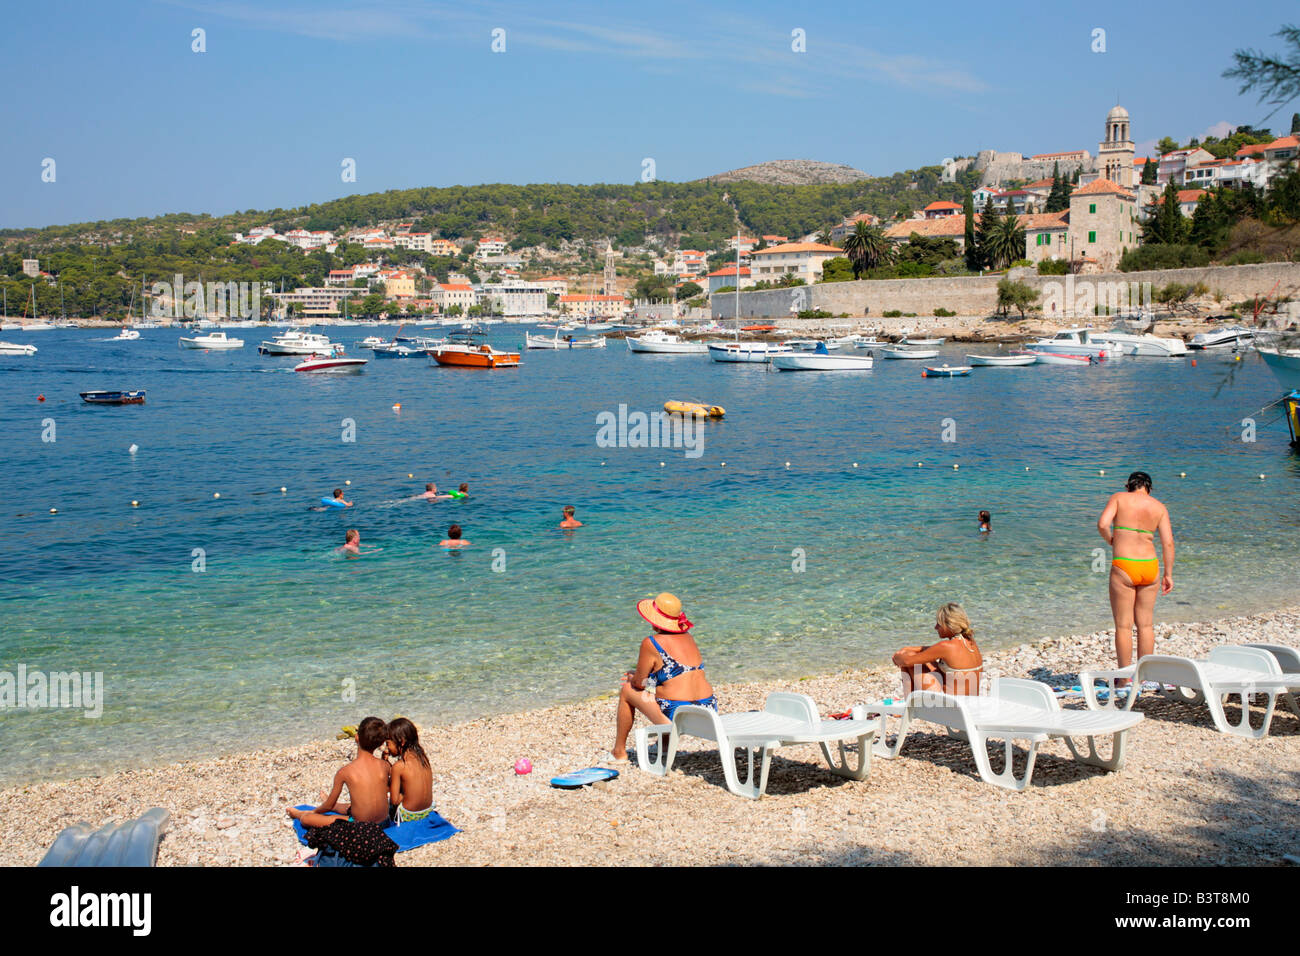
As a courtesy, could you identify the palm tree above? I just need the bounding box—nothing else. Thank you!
[841,221,892,279]
[985,200,1025,269]
[816,229,835,246]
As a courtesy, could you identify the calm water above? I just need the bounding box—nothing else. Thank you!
[1,326,1297,783]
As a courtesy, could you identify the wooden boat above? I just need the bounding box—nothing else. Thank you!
[430,332,520,368]
[627,330,708,354]
[81,389,146,404]
[1031,351,1095,366]
[966,353,1036,367]
[923,365,972,377]
[707,341,793,363]
[664,400,725,417]
[525,331,606,349]
[740,324,776,332]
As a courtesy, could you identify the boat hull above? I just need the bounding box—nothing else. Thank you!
[880,347,939,360]
[707,343,793,363]
[180,336,244,349]
[0,342,37,355]
[772,354,873,371]
[1032,352,1094,366]
[431,346,520,368]
[81,390,146,404]
[966,354,1036,367]
[1258,347,1300,390]
[627,338,708,354]
[923,365,972,377]
[294,358,367,373]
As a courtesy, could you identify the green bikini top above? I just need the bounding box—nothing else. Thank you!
[1113,524,1153,534]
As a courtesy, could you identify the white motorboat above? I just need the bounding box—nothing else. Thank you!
[358,336,387,349]
[772,350,873,371]
[1189,325,1257,350]
[880,346,940,360]
[784,338,842,351]
[294,353,367,373]
[110,328,140,340]
[180,331,245,349]
[1032,351,1095,366]
[966,353,1037,367]
[1257,345,1300,390]
[707,341,794,363]
[258,330,340,355]
[1024,327,1117,359]
[627,330,708,354]
[0,341,37,355]
[902,336,946,346]
[1090,329,1188,357]
[828,334,865,347]
[853,338,886,349]
[526,331,606,349]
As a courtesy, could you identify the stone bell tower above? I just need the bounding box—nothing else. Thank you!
[1097,104,1135,188]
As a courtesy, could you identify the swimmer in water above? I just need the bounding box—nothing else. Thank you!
[439,524,470,548]
[560,505,583,529]
[978,510,991,533]
[419,483,451,501]
[332,488,353,507]
[456,483,469,498]
[341,528,361,555]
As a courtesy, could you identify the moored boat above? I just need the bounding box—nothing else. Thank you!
[966,353,1037,367]
[1257,345,1300,390]
[80,389,146,404]
[1031,351,1095,366]
[1189,325,1257,351]
[525,331,606,349]
[430,332,520,368]
[294,354,367,374]
[180,331,244,349]
[1089,329,1188,357]
[1024,327,1116,359]
[0,341,37,355]
[111,328,141,341]
[773,351,874,371]
[923,364,972,377]
[880,346,940,360]
[902,336,946,346]
[370,343,428,358]
[707,341,793,363]
[258,330,340,355]
[627,330,708,354]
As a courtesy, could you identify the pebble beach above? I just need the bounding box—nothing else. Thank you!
[3,606,1297,867]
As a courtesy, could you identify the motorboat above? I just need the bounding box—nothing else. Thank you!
[626,330,708,354]
[1189,326,1257,350]
[966,353,1037,367]
[853,338,886,349]
[707,341,793,363]
[430,332,520,368]
[1089,328,1188,357]
[880,346,940,360]
[258,330,340,355]
[0,341,37,355]
[80,389,146,404]
[111,328,140,341]
[294,354,367,374]
[370,343,429,358]
[902,336,946,346]
[525,331,606,349]
[828,334,868,348]
[180,331,244,349]
[1031,351,1095,366]
[1257,345,1300,390]
[1024,327,1116,359]
[772,349,874,371]
[784,338,842,351]
[358,335,387,349]
[923,364,972,377]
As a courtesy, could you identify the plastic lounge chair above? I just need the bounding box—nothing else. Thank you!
[39,808,171,867]
[1243,643,1300,674]
[634,692,876,800]
[875,679,1144,792]
[1079,646,1300,739]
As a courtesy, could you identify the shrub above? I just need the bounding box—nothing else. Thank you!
[882,309,903,318]
[796,309,835,319]
[1037,258,1069,275]
[1119,244,1210,272]
[1224,249,1264,265]
[933,308,956,317]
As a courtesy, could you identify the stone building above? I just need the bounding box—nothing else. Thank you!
[1067,178,1139,272]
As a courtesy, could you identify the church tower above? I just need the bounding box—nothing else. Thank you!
[1097,104,1135,188]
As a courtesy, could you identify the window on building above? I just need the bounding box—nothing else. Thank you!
[1088,231,1096,243]
[1089,203,1097,214]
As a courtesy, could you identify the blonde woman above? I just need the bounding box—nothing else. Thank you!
[891,604,983,696]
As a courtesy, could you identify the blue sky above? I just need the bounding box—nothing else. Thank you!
[2,0,1295,228]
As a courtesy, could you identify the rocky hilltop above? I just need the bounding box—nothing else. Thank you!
[699,159,871,186]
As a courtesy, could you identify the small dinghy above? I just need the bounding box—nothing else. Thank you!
[81,389,146,404]
[923,364,972,377]
[1031,351,1095,366]
[880,346,940,360]
[902,336,946,346]
[966,353,1036,367]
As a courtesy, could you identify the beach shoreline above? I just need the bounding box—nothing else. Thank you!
[3,604,1297,867]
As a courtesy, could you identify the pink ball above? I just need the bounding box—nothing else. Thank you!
[514,758,532,775]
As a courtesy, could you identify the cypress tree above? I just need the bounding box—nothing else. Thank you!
[963,193,978,270]
[975,195,1001,268]
[1141,157,1157,185]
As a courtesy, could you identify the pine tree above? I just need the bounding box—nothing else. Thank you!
[1146,181,1188,245]
[962,193,978,270]
[1046,162,1067,213]
[1141,157,1157,185]
[1292,112,1300,136]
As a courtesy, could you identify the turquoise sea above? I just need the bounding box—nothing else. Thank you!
[1,326,1297,784]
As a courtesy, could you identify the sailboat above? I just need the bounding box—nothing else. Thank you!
[707,230,790,363]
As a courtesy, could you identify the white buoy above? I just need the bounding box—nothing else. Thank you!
[916,462,923,467]
[128,443,138,454]
[407,473,413,478]
[345,480,351,486]
[280,486,287,493]
[720,462,725,467]
[953,464,959,470]
[852,462,858,468]
[600,461,605,466]
[213,492,221,499]
[659,461,665,467]
[1025,467,1030,471]
[785,461,790,468]
[1179,472,1186,478]
[1259,473,1266,480]
[49,508,57,514]
[131,500,139,507]
[1099,470,1105,476]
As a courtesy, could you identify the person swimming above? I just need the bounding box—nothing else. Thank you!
[332,488,353,507]
[419,483,451,501]
[1098,471,1175,681]
[560,505,582,529]
[891,603,983,696]
[978,510,991,533]
[439,524,470,548]
[341,529,361,555]
[385,717,434,826]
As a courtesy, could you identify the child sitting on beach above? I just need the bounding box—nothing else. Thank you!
[891,603,983,696]
[385,717,434,825]
[439,524,470,548]
[288,716,392,827]
[560,505,582,529]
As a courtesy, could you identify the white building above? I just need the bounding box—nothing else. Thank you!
[476,282,547,316]
[705,265,753,294]
[270,287,366,317]
[475,237,508,258]
[557,294,627,318]
[434,283,476,313]
[394,232,433,253]
[748,242,842,284]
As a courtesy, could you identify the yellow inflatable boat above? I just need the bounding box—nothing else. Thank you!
[664,400,725,418]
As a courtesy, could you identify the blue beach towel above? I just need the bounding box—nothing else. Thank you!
[291,805,460,853]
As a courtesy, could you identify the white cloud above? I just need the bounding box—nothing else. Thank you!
[1202,120,1234,140]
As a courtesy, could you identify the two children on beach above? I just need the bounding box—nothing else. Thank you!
[288,716,434,830]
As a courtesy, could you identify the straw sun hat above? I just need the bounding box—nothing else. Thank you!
[636,592,694,634]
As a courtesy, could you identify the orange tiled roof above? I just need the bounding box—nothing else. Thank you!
[750,242,842,256]
[882,218,967,239]
[923,201,962,211]
[1071,178,1134,198]
[1019,211,1069,230]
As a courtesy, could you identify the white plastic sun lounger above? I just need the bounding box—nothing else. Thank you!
[873,678,1144,792]
[634,692,876,800]
[1079,645,1300,739]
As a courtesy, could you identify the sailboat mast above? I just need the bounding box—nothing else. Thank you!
[734,230,740,340]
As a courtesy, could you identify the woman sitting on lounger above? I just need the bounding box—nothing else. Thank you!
[609,592,716,763]
[892,603,983,696]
